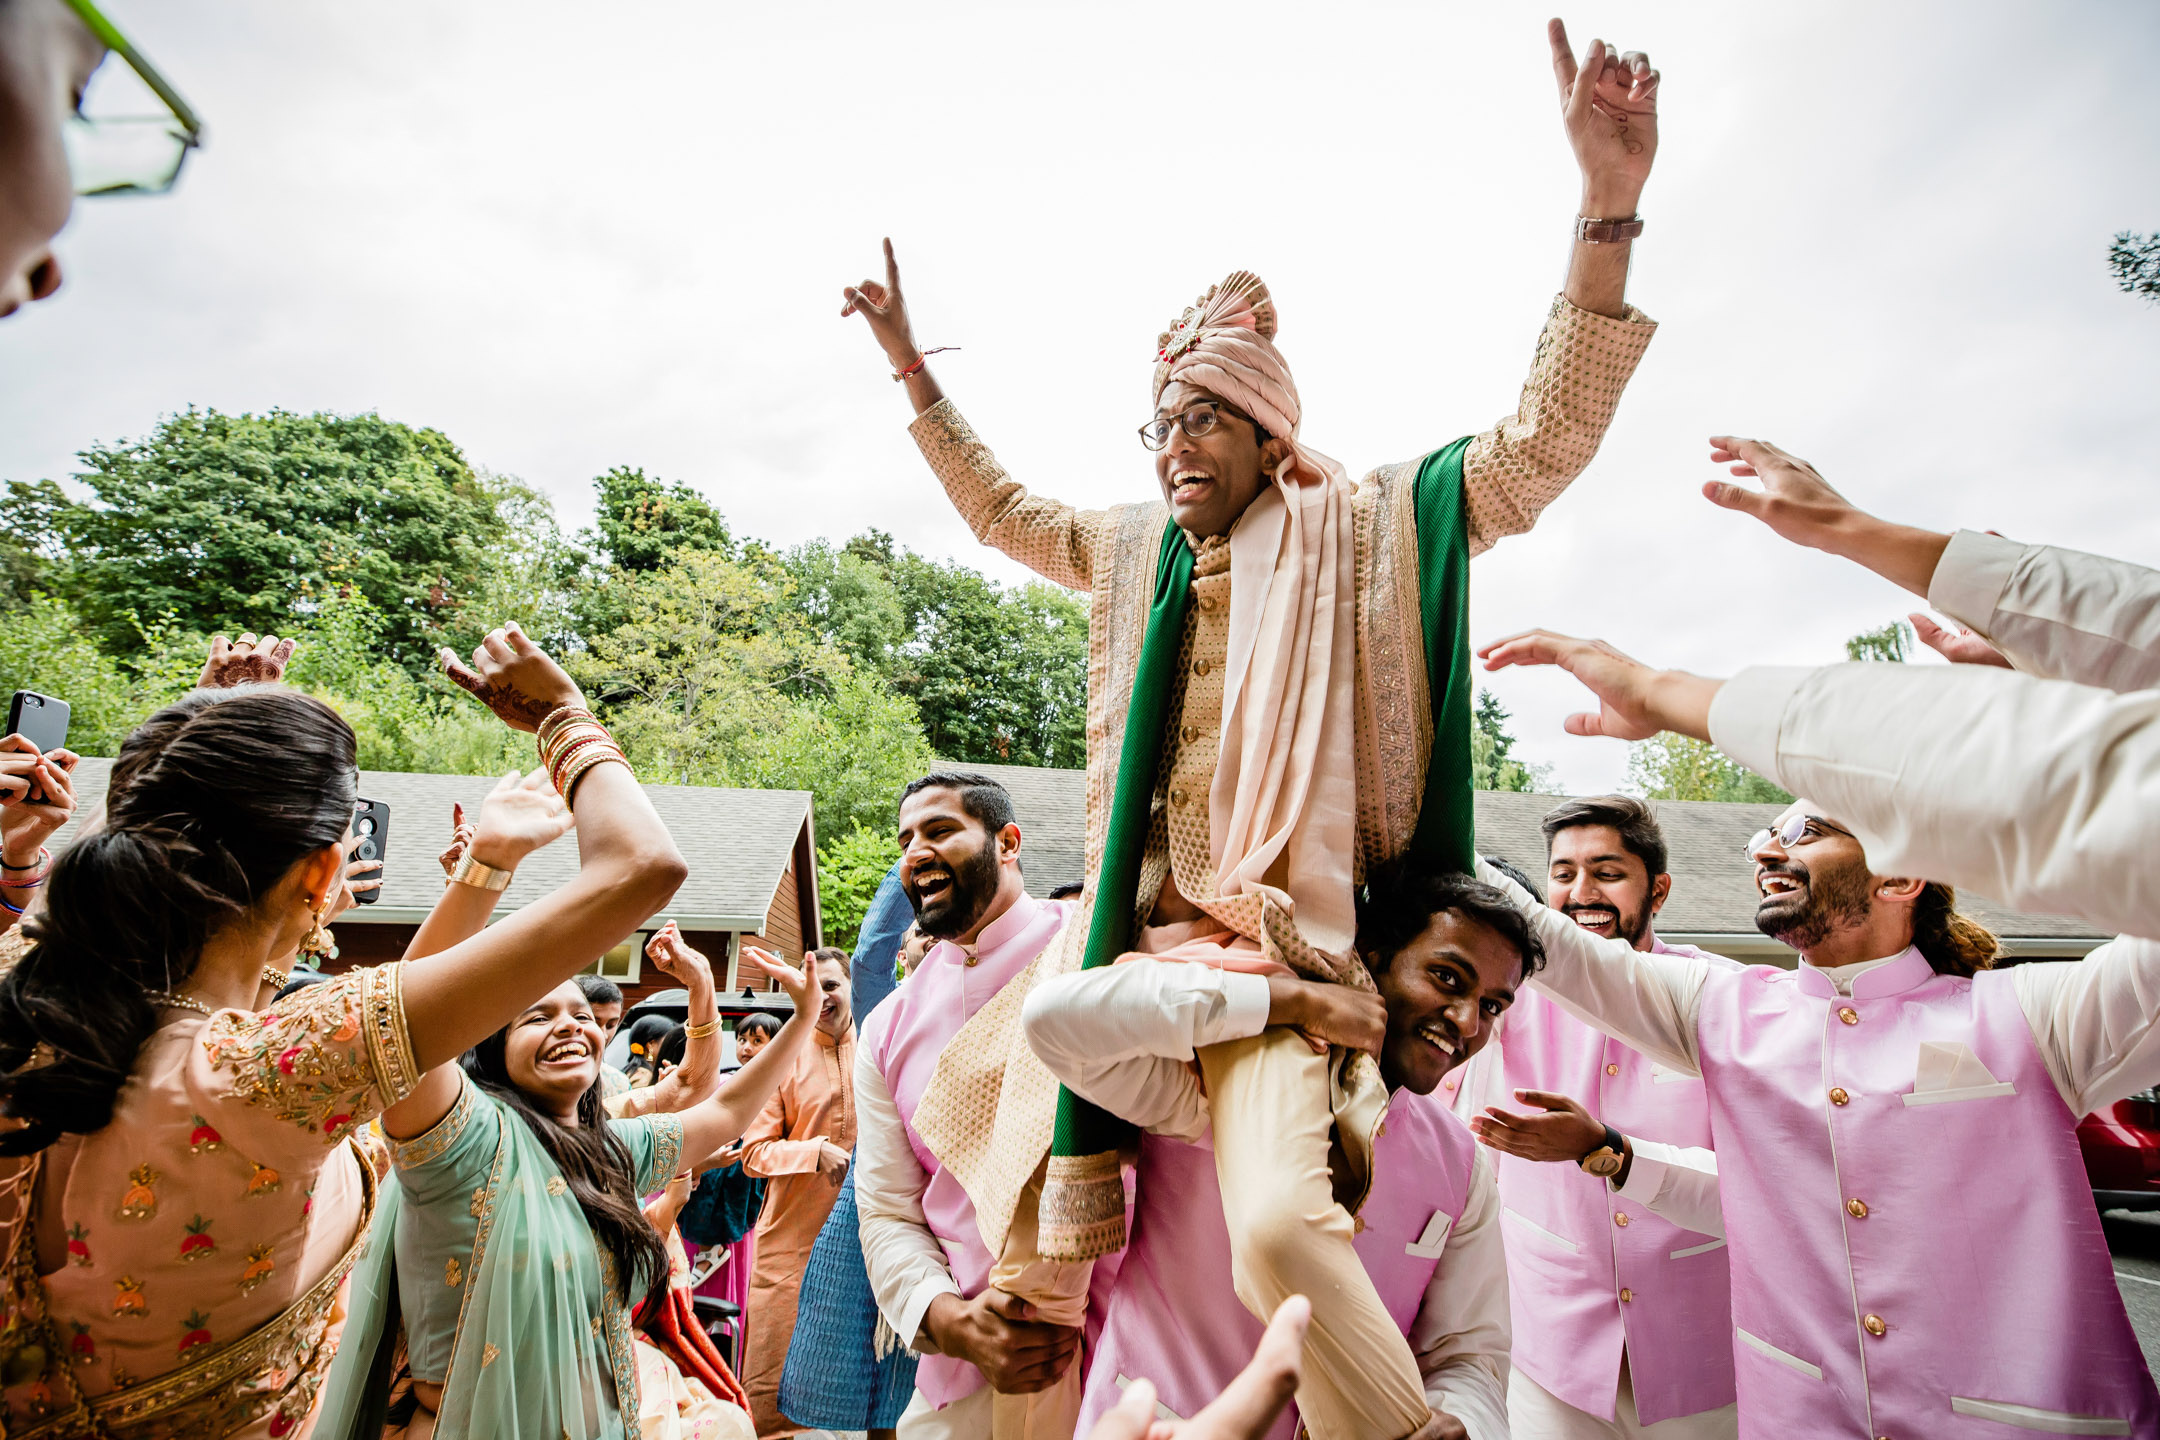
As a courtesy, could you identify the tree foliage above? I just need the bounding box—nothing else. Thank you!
[1845,621,1913,663]
[1627,733,1791,804]
[818,826,900,953]
[1471,689,1556,793]
[13,409,503,671]
[2112,231,2160,305]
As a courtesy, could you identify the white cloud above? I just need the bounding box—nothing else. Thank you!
[4,0,2157,794]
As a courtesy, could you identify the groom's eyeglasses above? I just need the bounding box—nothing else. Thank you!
[1139,400,1262,452]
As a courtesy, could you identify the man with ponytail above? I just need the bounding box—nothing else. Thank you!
[1449,696,2160,1434]
[842,21,1664,1440]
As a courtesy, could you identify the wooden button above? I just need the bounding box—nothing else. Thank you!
[1863,1314,1886,1337]
[1613,1212,1629,1227]
[1180,725,1200,743]
[1829,1087,1850,1105]
[1198,595,1217,611]
[1847,1198,1868,1219]
[1838,1007,1859,1025]
[1619,1288,1633,1303]
[1170,789,1187,808]
[1606,1063,1620,1076]
[1194,659,1212,677]
[1352,1215,1366,1235]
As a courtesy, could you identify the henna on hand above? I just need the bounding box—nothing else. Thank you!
[200,633,298,688]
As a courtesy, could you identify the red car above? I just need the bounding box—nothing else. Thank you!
[2083,1087,2160,1211]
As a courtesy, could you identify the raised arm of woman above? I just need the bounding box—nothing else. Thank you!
[396,624,689,1073]
[672,946,819,1166]
[609,922,723,1119]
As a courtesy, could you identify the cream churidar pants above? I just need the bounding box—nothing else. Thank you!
[1197,1028,1431,1440]
[897,1385,993,1439]
[1507,1363,1738,1440]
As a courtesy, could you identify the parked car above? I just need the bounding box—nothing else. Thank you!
[2083,1087,2160,1212]
[604,984,793,1072]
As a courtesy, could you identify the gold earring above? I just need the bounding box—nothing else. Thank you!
[297,898,338,964]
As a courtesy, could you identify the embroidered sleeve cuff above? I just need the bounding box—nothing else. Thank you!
[1927,529,2024,636]
[900,1273,963,1354]
[391,1072,476,1171]
[1551,290,1659,337]
[362,962,421,1108]
[1705,665,1816,788]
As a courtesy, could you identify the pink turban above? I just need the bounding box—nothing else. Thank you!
[1151,271,1302,443]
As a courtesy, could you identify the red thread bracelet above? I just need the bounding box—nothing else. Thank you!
[892,346,958,382]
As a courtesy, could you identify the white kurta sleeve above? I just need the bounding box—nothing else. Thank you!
[1410,1147,1512,1440]
[1710,663,2160,941]
[1020,963,1272,1142]
[1476,858,1707,1075]
[2012,937,2160,1116]
[1929,529,2160,694]
[852,1033,961,1348]
[1614,1139,1725,1240]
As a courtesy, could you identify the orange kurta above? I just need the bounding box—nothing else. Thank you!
[737,1027,855,1436]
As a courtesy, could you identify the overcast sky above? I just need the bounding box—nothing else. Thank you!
[4,0,2156,794]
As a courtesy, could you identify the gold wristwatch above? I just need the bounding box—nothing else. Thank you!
[1579,1124,1627,1179]
[447,851,515,892]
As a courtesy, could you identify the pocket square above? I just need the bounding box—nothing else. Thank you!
[1913,1041,2001,1093]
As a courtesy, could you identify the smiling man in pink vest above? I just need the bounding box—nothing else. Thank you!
[1022,864,1539,1440]
[1453,798,1739,1440]
[1453,771,2160,1438]
[855,771,1097,1438]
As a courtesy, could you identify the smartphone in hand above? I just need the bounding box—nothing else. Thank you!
[5,692,69,805]
[352,798,390,905]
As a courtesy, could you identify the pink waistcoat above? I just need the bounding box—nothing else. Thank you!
[868,894,1109,1410]
[1695,946,2159,1438]
[1076,1088,1478,1438]
[1492,942,1740,1425]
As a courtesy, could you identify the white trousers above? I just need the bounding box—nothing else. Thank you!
[895,1385,993,1440]
[1507,1364,1737,1440]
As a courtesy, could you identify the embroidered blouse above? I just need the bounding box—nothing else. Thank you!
[1,962,416,1438]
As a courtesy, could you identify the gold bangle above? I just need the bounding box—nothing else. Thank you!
[683,1018,720,1040]
[536,704,599,748]
[558,745,628,804]
[447,852,515,892]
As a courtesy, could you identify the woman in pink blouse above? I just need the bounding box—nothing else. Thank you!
[0,623,686,1439]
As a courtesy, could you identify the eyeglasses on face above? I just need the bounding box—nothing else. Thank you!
[59,0,204,198]
[1138,400,1256,452]
[1744,814,1854,860]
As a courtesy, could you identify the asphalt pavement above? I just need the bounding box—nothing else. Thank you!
[2105,1209,2160,1372]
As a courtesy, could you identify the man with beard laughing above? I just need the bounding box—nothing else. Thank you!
[855,771,1098,1438]
[1021,864,1539,1440]
[1453,798,1741,1440]
[1468,793,2160,1439]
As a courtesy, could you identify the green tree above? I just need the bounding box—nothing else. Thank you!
[588,466,732,573]
[817,825,900,953]
[1845,621,1913,663]
[2112,230,2160,304]
[0,596,142,755]
[786,536,1090,769]
[1627,733,1791,803]
[574,549,934,841]
[1471,689,1555,792]
[23,409,500,670]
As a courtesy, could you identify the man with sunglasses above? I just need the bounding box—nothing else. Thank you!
[0,0,201,318]
[842,20,1660,1440]
[1447,661,2160,1439]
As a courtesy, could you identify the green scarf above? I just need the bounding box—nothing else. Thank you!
[1043,439,1476,1259]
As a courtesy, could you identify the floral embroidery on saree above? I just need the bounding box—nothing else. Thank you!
[203,965,417,1145]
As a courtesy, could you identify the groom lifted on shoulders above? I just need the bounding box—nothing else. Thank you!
[844,20,1663,1440]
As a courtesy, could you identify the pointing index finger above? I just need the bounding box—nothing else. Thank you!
[883,236,901,295]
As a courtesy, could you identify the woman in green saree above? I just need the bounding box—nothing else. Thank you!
[319,929,818,1440]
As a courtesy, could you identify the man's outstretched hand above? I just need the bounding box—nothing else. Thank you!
[1550,18,1657,216]
[1478,630,1720,744]
[1086,1295,1308,1440]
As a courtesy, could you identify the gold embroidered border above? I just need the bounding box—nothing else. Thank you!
[360,962,420,1108]
[389,1072,477,1171]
